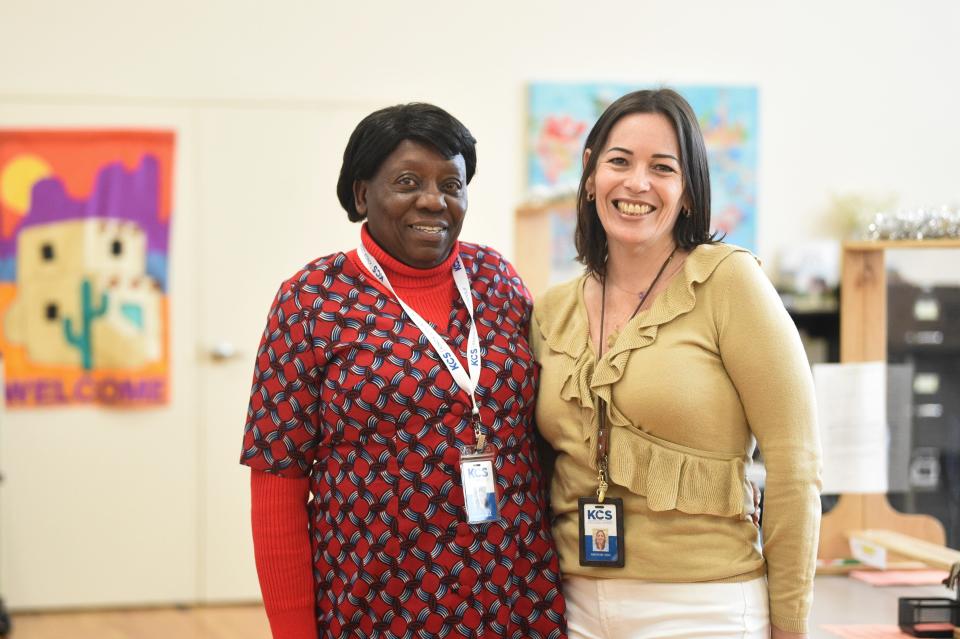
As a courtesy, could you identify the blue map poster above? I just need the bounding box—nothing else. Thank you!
[527,84,758,254]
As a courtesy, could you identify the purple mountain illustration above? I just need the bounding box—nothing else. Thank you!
[0,154,169,260]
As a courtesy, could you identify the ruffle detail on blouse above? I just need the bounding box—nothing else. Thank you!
[608,426,749,517]
[534,243,755,517]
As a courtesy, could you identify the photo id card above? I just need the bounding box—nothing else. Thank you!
[460,446,501,525]
[578,497,625,567]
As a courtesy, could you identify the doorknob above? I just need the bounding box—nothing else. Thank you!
[208,342,240,361]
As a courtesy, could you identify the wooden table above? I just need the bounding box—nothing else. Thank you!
[811,575,954,638]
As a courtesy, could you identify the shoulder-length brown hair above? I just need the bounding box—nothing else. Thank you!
[575,88,719,276]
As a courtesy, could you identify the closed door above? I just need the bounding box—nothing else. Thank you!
[194,103,378,602]
[0,102,201,609]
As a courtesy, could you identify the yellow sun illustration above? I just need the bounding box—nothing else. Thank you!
[0,154,53,213]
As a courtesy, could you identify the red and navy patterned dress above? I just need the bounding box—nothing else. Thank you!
[240,242,566,639]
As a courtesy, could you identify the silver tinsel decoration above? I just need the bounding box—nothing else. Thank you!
[864,206,960,241]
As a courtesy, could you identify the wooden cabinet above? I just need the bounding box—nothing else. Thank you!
[819,240,960,559]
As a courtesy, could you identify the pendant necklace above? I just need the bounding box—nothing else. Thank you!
[599,246,678,356]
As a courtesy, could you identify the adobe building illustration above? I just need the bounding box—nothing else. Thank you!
[2,155,167,371]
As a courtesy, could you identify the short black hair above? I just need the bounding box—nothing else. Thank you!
[336,103,478,222]
[575,88,718,276]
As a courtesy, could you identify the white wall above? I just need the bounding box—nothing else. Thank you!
[2,0,958,267]
[0,0,958,608]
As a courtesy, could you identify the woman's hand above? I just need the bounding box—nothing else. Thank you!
[751,480,762,527]
[772,627,806,639]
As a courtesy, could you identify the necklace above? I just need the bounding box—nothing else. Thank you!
[591,246,677,504]
[604,278,647,297]
[598,246,677,357]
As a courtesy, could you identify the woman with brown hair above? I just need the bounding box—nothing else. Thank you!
[532,89,821,638]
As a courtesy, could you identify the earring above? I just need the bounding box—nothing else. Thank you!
[683,208,691,218]
[587,192,595,202]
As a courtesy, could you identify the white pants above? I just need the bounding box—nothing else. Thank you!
[564,575,770,639]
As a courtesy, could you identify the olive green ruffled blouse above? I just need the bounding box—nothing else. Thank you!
[532,243,822,634]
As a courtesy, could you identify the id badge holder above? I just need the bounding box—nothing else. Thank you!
[460,444,501,525]
[578,496,625,567]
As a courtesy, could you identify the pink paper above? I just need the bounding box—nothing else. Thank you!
[849,569,949,586]
[821,625,915,638]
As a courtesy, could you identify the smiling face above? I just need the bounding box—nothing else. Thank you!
[586,112,686,254]
[354,139,468,268]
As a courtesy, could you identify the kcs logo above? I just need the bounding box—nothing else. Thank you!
[442,352,460,370]
[586,508,613,520]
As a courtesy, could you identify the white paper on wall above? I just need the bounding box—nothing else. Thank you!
[814,362,890,494]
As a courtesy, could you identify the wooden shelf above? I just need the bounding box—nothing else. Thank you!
[851,529,960,570]
[843,238,960,251]
[515,197,576,218]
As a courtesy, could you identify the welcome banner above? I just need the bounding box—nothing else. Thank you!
[0,130,174,408]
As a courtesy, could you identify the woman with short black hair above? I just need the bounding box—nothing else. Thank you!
[242,103,566,639]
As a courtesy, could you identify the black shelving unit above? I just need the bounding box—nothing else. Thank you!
[786,305,841,364]
[886,282,960,548]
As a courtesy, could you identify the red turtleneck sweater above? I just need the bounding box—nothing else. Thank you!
[348,224,460,328]
[250,225,460,638]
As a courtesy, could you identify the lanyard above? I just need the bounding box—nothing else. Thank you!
[356,243,487,449]
[594,247,677,502]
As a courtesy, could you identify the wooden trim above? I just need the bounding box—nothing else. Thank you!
[843,238,960,250]
[850,529,960,570]
[839,248,886,362]
[9,605,269,639]
[515,197,577,218]
[514,207,553,297]
[816,494,943,562]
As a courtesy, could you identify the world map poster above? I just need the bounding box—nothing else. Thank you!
[0,130,174,408]
[527,84,758,282]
